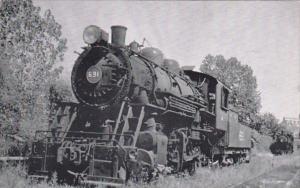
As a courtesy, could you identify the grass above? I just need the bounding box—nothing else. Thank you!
[0,165,72,188]
[0,152,299,188]
[148,152,300,188]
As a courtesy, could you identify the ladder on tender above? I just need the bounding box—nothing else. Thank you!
[111,101,145,146]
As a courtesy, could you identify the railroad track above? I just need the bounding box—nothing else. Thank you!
[227,155,300,188]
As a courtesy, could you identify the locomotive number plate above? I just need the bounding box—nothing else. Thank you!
[86,66,102,84]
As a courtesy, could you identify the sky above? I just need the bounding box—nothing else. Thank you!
[34,1,300,120]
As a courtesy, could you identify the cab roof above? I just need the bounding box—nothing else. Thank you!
[184,70,231,91]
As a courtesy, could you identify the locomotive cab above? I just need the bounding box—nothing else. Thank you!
[184,70,231,131]
[184,70,218,127]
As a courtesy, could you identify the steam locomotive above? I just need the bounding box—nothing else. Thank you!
[28,25,252,186]
[270,130,294,155]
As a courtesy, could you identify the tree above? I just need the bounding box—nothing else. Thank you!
[49,79,74,104]
[0,0,67,136]
[257,113,283,137]
[200,55,261,125]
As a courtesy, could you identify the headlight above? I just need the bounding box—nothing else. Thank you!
[83,25,101,44]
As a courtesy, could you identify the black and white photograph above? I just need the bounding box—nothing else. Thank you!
[0,0,299,187]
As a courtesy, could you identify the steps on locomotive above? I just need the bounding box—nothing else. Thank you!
[49,103,77,139]
[113,104,145,146]
[113,116,139,143]
[84,145,126,187]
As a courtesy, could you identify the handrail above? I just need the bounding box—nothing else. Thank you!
[34,131,134,143]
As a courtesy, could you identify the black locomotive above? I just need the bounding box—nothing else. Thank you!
[28,25,252,186]
[270,130,294,155]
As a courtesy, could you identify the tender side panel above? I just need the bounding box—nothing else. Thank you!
[227,110,251,148]
[238,123,252,148]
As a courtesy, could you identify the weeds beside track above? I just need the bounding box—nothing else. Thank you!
[0,152,299,188]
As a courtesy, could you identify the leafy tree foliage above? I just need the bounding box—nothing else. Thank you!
[257,113,284,137]
[0,0,67,136]
[49,79,74,104]
[200,55,261,125]
[280,116,299,138]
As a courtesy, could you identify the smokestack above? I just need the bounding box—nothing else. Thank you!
[111,25,127,47]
